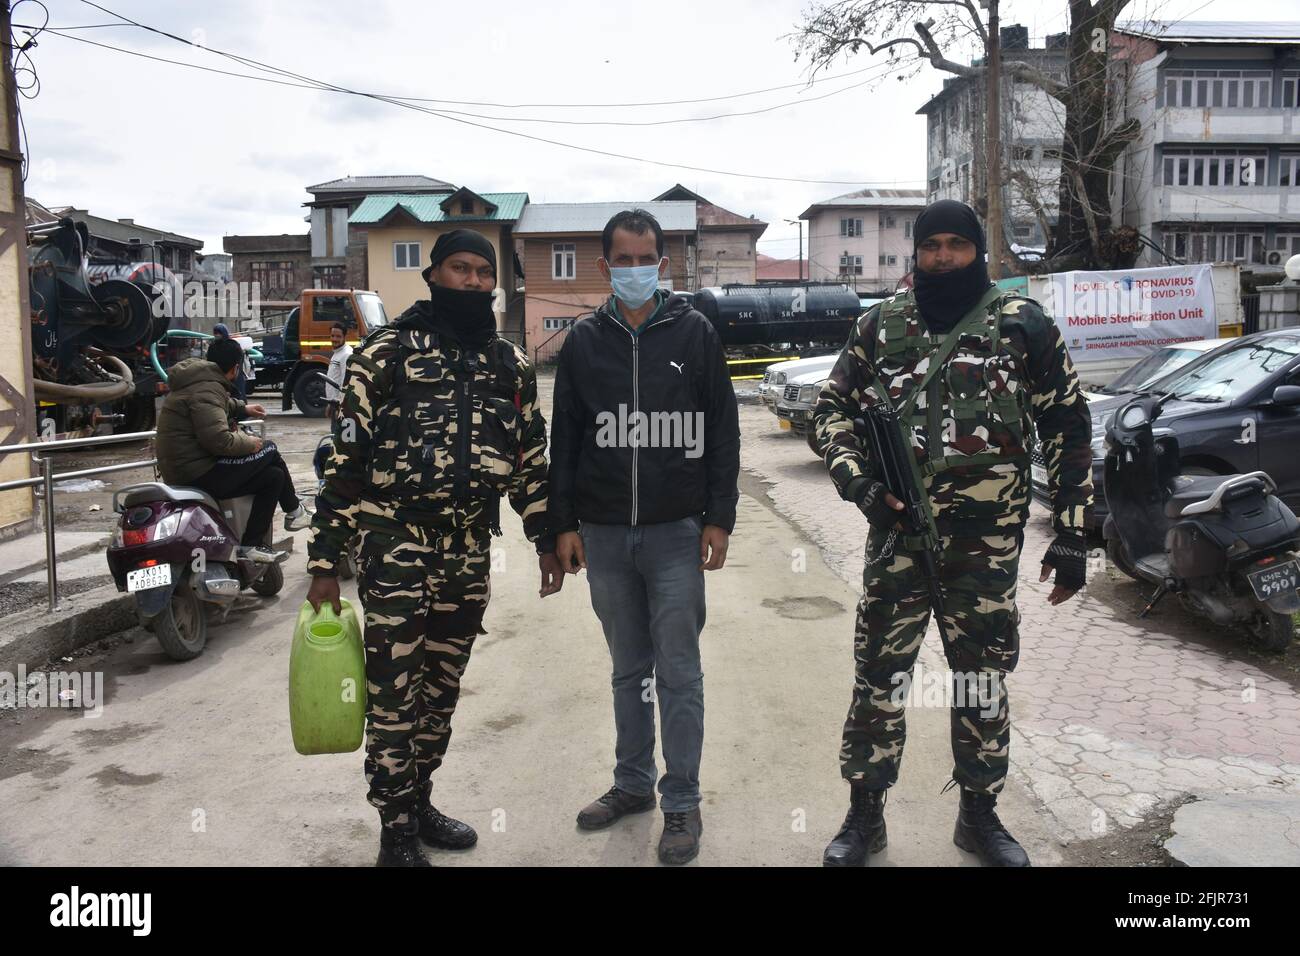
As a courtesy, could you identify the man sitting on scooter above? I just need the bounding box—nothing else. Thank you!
[156,337,312,562]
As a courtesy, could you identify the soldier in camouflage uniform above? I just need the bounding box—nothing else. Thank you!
[814,200,1092,867]
[306,229,564,867]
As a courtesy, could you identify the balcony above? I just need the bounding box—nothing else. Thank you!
[1157,186,1296,222]
[1158,107,1295,145]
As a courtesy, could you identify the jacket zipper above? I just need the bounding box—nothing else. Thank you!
[604,308,680,528]
[632,338,639,526]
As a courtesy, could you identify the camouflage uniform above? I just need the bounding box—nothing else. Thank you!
[308,303,551,831]
[815,289,1092,794]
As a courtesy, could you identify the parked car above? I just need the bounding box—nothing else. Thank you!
[1031,329,1300,531]
[775,365,835,455]
[759,354,836,412]
[1082,337,1226,400]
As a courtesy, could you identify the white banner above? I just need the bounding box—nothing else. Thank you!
[1046,264,1216,363]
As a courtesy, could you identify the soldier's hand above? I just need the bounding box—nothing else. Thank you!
[853,479,909,531]
[1040,532,1087,605]
[556,531,586,573]
[307,574,342,615]
[538,552,565,597]
[245,403,267,418]
[699,524,729,571]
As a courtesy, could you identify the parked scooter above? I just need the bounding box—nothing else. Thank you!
[1102,394,1300,651]
[106,483,287,660]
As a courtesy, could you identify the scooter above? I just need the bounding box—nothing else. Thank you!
[106,483,287,660]
[1102,394,1300,651]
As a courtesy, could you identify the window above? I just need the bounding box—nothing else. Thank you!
[903,256,912,272]
[904,219,914,239]
[1162,229,1269,265]
[879,214,896,229]
[887,255,898,266]
[1012,145,1034,162]
[543,317,576,331]
[1013,225,1033,241]
[250,260,294,290]
[460,198,475,215]
[1281,154,1300,188]
[1284,72,1299,109]
[393,241,421,270]
[840,217,863,237]
[1163,150,1267,187]
[878,255,886,266]
[1164,69,1272,108]
[839,255,863,276]
[1042,146,1062,162]
[551,242,576,280]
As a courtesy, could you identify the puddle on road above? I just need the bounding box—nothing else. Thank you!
[761,595,845,620]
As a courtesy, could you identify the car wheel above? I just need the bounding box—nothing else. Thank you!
[293,372,328,418]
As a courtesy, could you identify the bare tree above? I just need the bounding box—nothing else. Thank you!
[793,0,1142,272]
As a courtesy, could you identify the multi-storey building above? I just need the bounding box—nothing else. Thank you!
[1111,21,1300,271]
[798,188,926,289]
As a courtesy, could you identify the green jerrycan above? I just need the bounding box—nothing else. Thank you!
[289,598,366,755]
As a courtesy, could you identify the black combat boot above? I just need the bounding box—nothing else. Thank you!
[376,827,431,867]
[415,803,478,850]
[822,782,888,866]
[953,788,1031,867]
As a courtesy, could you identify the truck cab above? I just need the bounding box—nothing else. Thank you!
[279,289,388,416]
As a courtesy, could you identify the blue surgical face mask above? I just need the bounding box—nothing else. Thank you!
[609,263,662,309]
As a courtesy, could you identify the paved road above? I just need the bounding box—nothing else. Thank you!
[736,394,1300,847]
[3,374,1298,864]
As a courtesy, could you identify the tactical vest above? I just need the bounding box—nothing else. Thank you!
[870,287,1033,480]
[353,326,524,505]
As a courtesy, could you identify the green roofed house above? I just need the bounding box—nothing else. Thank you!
[349,186,529,337]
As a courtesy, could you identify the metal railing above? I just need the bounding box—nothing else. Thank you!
[0,420,266,612]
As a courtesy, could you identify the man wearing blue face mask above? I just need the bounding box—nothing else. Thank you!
[549,208,740,865]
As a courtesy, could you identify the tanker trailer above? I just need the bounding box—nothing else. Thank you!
[28,218,169,438]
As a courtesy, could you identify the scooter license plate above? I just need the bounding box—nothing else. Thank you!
[1031,463,1047,487]
[1247,560,1299,601]
[126,564,172,593]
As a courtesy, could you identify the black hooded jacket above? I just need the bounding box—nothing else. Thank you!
[548,294,740,533]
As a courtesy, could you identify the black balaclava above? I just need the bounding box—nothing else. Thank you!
[418,229,498,349]
[911,199,993,334]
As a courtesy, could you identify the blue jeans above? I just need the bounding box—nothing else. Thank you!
[580,516,707,813]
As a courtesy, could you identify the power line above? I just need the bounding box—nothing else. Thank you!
[34,26,903,129]
[43,4,923,188]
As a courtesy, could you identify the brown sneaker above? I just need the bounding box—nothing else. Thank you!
[576,786,657,831]
[657,808,702,865]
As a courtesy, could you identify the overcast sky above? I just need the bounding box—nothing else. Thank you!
[16,0,1298,261]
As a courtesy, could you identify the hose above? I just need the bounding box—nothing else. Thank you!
[150,329,264,384]
[34,350,136,404]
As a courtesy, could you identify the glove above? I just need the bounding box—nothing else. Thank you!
[846,476,912,532]
[1042,532,1088,591]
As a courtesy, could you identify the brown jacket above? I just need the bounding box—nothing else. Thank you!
[155,359,257,483]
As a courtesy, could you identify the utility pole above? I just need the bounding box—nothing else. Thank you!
[982,0,1004,278]
[785,218,804,282]
[0,0,38,533]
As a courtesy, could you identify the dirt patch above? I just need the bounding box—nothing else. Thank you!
[72,721,161,752]
[761,595,846,620]
[89,764,164,787]
[484,713,525,732]
[0,746,73,782]
[0,575,113,619]
[1060,794,1197,867]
